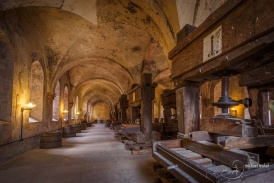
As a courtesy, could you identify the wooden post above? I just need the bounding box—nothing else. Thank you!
[163,108,171,125]
[114,105,118,121]
[176,84,199,134]
[141,86,153,140]
[140,73,157,141]
[119,94,128,123]
[131,106,139,124]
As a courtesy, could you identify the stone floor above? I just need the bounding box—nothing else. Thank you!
[0,124,156,183]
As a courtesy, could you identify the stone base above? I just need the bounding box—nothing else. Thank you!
[0,135,40,164]
[132,132,146,144]
[40,131,62,149]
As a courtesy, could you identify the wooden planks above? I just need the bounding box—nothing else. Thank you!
[217,136,274,150]
[182,138,259,168]
[200,118,258,137]
[239,61,274,87]
[176,85,199,133]
[169,0,244,59]
[132,148,152,155]
[169,0,274,87]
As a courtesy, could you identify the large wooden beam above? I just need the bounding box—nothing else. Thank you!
[200,118,258,137]
[170,0,274,81]
[182,138,259,169]
[176,85,199,133]
[239,62,274,87]
[217,136,274,150]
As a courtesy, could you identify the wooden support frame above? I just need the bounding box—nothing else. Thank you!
[176,84,200,134]
[128,73,157,141]
[182,138,259,169]
[200,118,258,137]
[153,139,274,183]
[169,0,274,86]
[217,135,274,150]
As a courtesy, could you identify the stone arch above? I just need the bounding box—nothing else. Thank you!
[51,57,134,93]
[92,101,110,121]
[29,60,44,122]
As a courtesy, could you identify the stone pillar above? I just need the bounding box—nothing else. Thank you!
[176,85,199,134]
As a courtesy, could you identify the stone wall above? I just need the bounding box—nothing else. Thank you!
[92,103,110,121]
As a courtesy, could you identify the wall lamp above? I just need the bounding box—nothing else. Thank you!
[61,109,68,129]
[62,109,68,114]
[20,103,36,141]
[75,111,80,124]
[21,102,36,112]
[230,107,237,117]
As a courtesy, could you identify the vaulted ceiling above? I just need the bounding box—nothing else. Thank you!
[0,0,180,109]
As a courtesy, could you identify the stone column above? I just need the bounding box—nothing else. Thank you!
[176,85,200,134]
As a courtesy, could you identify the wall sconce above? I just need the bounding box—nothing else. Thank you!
[20,102,36,141]
[60,109,68,129]
[230,107,237,117]
[21,102,36,112]
[75,111,80,124]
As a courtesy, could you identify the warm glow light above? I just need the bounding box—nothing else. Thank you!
[23,102,36,109]
[75,111,80,115]
[62,109,68,114]
[231,107,236,111]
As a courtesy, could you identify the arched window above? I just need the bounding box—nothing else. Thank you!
[63,86,69,121]
[29,61,44,122]
[74,96,79,120]
[52,81,60,121]
[71,104,74,120]
[0,38,13,122]
[75,96,79,114]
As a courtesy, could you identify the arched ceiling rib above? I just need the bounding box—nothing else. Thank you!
[0,0,98,25]
[0,0,179,108]
[78,80,121,100]
[88,96,112,108]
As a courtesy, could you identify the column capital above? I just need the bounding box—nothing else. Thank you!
[47,92,56,103]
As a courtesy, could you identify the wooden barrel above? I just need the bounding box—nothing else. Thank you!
[40,131,62,149]
[62,126,76,137]
[80,123,87,130]
[72,124,82,133]
[86,123,92,127]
